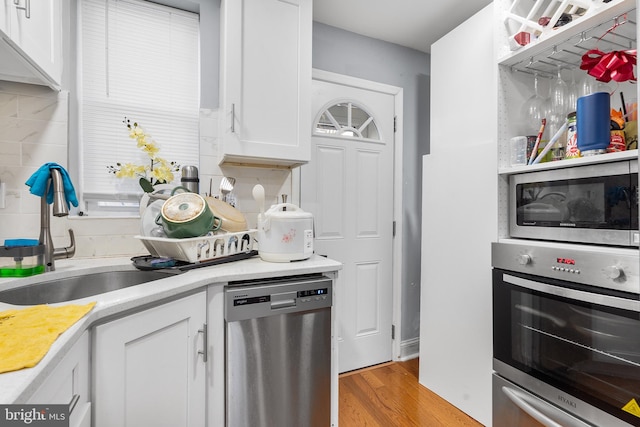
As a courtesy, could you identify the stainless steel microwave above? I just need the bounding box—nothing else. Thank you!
[510,160,639,247]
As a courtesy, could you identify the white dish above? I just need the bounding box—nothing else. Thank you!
[204,196,248,232]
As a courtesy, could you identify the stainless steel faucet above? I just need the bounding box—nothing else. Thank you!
[39,169,76,272]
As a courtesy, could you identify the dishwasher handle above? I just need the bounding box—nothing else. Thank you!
[271,291,297,310]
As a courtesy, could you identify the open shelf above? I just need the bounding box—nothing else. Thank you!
[498,149,638,175]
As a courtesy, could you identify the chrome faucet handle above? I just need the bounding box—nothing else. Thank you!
[53,229,76,260]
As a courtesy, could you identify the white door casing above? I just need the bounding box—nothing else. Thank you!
[301,70,402,373]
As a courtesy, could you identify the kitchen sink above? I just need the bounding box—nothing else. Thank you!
[0,270,180,305]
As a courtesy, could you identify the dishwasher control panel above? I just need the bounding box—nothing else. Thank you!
[225,275,333,322]
[297,287,329,302]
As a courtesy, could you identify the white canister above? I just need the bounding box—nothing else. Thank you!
[257,203,314,262]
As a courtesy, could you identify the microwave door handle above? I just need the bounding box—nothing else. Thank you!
[501,386,591,427]
[622,188,631,209]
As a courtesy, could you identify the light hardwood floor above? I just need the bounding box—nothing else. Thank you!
[339,358,485,426]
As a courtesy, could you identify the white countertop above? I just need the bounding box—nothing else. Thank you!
[0,254,342,403]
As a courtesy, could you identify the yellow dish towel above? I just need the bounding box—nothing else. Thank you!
[0,302,96,374]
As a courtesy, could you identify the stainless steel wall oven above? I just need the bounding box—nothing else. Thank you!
[492,241,640,426]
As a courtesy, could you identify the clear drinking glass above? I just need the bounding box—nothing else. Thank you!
[510,136,528,166]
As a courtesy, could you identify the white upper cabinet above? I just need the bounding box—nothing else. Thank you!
[0,0,63,90]
[218,0,312,168]
[0,1,7,33]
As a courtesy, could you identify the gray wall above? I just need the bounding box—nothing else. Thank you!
[194,0,220,109]
[313,22,430,343]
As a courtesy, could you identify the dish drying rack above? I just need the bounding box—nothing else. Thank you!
[135,230,257,263]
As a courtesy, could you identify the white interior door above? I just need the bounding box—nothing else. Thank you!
[301,75,395,373]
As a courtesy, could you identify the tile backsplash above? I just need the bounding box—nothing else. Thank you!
[0,81,292,259]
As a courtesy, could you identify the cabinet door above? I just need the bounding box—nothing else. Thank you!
[28,331,91,427]
[0,1,8,34]
[206,284,224,427]
[94,292,207,427]
[219,0,311,167]
[7,0,62,87]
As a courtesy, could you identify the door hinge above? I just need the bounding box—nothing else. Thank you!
[393,116,397,133]
[392,221,396,237]
[391,324,395,340]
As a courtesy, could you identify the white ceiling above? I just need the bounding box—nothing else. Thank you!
[313,0,493,53]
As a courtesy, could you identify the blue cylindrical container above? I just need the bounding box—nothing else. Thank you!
[576,92,610,155]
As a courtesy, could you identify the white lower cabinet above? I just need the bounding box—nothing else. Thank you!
[93,291,207,427]
[28,331,91,427]
[206,284,225,426]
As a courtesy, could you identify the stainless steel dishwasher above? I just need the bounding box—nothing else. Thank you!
[225,274,333,427]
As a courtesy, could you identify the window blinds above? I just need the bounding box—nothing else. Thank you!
[80,0,200,211]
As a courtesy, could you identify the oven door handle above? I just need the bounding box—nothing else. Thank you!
[502,386,592,427]
[504,274,640,312]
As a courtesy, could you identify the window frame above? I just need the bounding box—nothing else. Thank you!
[70,0,201,218]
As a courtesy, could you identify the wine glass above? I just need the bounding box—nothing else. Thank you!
[567,69,579,114]
[549,65,569,138]
[521,72,546,133]
[550,66,569,116]
[578,72,598,98]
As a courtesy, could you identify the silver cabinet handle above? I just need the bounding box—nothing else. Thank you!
[501,386,590,427]
[231,104,235,133]
[13,0,30,19]
[68,394,80,414]
[198,323,208,362]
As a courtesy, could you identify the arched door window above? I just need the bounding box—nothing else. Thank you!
[314,101,381,141]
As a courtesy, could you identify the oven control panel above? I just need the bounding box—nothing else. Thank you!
[492,240,639,295]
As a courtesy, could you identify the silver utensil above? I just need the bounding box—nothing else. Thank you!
[220,177,235,202]
[252,184,265,222]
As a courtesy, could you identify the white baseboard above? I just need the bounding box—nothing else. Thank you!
[397,337,419,361]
